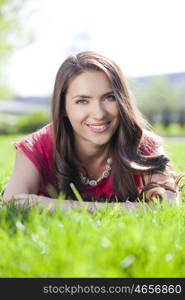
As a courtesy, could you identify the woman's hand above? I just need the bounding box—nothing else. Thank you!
[142,172,180,205]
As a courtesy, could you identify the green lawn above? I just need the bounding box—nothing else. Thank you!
[0,134,21,191]
[0,134,185,278]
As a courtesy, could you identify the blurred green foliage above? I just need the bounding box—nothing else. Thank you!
[0,0,35,99]
[0,111,49,134]
[136,76,182,113]
[153,123,185,136]
[131,76,185,126]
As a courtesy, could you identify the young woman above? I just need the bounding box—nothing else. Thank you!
[2,51,184,212]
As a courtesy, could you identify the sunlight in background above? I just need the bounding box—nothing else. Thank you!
[7,0,185,97]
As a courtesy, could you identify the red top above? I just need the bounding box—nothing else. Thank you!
[14,123,162,200]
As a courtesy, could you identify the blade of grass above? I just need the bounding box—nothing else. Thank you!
[70,183,84,202]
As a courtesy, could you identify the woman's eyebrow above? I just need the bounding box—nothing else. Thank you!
[72,91,114,99]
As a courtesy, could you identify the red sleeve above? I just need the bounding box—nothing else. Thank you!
[14,124,53,184]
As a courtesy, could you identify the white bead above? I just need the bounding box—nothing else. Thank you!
[89,180,97,186]
[103,170,109,178]
[107,157,112,164]
[105,165,111,171]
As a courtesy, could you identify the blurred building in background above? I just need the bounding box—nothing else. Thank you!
[0,96,49,115]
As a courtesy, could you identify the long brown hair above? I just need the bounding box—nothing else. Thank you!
[51,51,171,201]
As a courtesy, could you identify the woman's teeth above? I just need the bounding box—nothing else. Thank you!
[89,125,107,129]
[87,122,110,132]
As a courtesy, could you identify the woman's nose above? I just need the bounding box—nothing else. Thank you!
[91,102,107,119]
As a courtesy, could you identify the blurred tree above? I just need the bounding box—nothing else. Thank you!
[178,108,185,128]
[135,76,183,126]
[0,0,36,99]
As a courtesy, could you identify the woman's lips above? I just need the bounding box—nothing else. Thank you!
[86,122,111,133]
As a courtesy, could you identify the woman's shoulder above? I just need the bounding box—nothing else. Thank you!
[33,122,53,146]
[30,122,53,140]
[14,123,53,152]
[139,129,164,156]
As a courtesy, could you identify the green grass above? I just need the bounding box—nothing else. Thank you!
[0,134,22,191]
[0,134,185,278]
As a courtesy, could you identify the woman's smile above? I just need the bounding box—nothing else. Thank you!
[86,121,111,133]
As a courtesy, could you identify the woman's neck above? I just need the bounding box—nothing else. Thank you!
[75,142,111,166]
[73,139,112,180]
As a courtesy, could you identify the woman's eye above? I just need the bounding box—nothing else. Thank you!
[106,95,116,101]
[76,99,88,104]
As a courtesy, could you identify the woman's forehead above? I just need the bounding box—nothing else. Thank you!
[66,70,112,97]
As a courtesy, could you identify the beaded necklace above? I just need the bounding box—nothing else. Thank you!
[80,157,112,186]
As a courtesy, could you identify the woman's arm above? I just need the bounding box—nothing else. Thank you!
[3,150,41,202]
[4,193,141,213]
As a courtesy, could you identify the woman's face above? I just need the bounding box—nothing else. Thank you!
[65,70,119,149]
